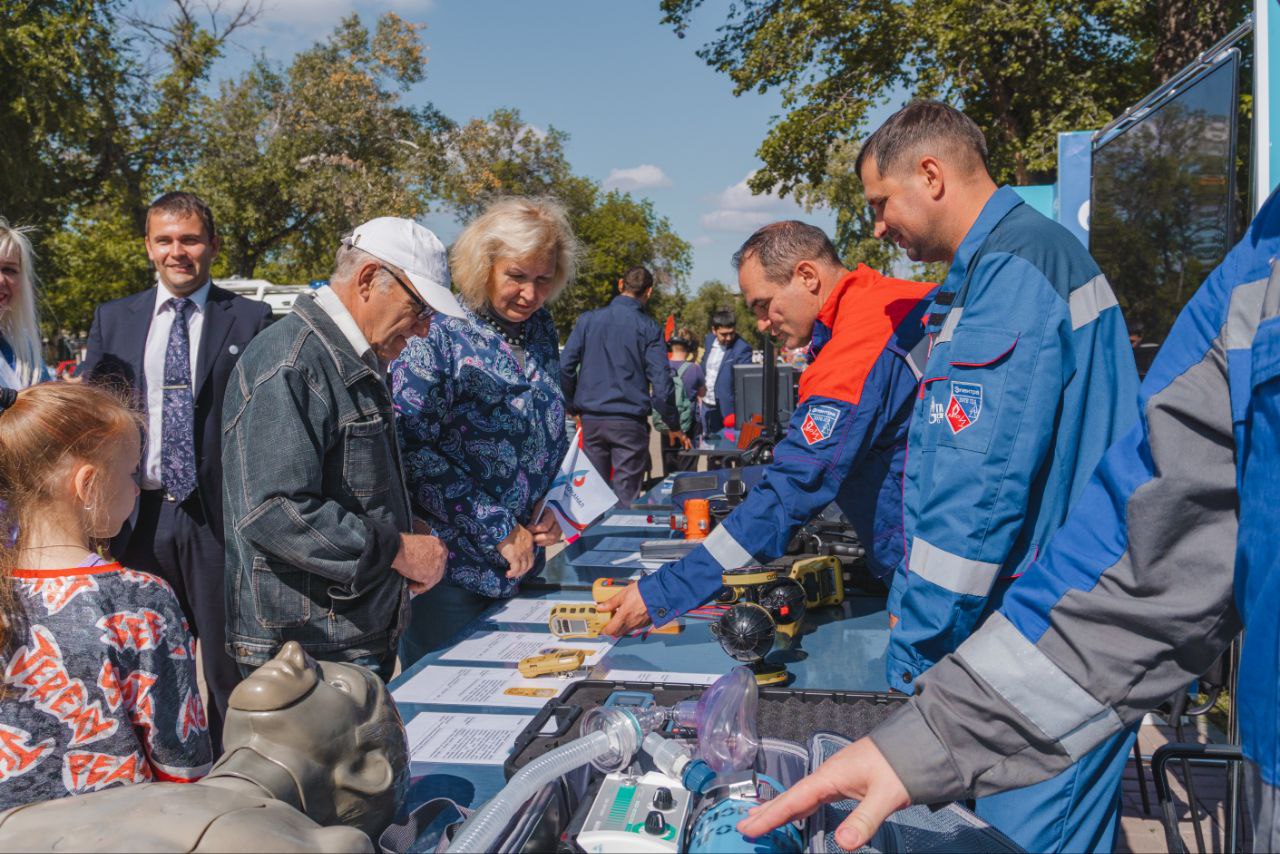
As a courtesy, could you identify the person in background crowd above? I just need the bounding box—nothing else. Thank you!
[223,217,457,682]
[865,101,1139,852]
[601,222,934,637]
[739,175,1280,854]
[676,326,701,361]
[561,267,689,506]
[0,383,211,809]
[0,219,52,388]
[652,335,705,474]
[700,308,753,432]
[80,192,271,753]
[392,197,575,666]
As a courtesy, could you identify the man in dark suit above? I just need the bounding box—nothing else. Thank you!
[81,191,272,751]
[701,308,754,433]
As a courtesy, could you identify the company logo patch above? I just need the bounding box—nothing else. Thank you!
[946,381,983,434]
[800,405,841,445]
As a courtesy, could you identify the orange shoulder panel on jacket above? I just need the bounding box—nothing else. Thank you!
[799,266,935,406]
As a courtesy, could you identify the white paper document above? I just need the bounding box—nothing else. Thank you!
[438,630,612,666]
[598,513,662,527]
[485,598,581,625]
[394,664,583,708]
[406,711,533,766]
[602,668,722,686]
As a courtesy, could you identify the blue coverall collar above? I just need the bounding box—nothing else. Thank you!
[929,185,1024,331]
[611,293,645,311]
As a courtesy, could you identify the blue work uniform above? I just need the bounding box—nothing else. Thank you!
[639,267,935,623]
[886,186,1140,851]
[871,185,1280,854]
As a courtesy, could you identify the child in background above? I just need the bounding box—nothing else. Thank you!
[0,384,211,810]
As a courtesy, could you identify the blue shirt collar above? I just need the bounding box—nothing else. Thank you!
[929,185,1023,330]
[610,294,644,311]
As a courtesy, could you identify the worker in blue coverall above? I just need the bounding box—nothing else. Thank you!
[858,102,1140,851]
[598,220,935,638]
[739,177,1280,854]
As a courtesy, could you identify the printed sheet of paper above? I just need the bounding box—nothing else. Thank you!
[485,597,581,625]
[438,630,612,666]
[602,668,722,686]
[406,711,533,766]
[394,664,583,708]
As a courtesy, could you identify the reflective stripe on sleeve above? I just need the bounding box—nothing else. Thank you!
[956,612,1124,761]
[1068,274,1120,330]
[909,536,1000,597]
[1225,275,1270,349]
[702,525,754,571]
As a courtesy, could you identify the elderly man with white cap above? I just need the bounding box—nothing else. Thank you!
[222,217,464,680]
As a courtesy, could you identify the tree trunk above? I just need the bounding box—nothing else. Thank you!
[1151,0,1249,83]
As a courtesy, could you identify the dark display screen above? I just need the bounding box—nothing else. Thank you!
[1090,51,1240,346]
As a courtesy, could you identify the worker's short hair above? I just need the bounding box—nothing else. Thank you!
[146,191,217,240]
[731,220,842,285]
[855,100,989,181]
[620,266,654,295]
[710,309,737,330]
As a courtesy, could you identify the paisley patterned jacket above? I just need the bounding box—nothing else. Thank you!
[391,307,569,598]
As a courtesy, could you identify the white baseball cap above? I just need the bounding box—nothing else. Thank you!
[346,217,464,318]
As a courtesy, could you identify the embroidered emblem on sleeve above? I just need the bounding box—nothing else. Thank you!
[800,404,842,445]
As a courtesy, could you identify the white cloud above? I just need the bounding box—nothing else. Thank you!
[699,172,815,232]
[603,164,673,191]
[691,235,715,248]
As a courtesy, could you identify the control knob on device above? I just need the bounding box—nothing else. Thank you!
[653,787,675,811]
[644,810,667,835]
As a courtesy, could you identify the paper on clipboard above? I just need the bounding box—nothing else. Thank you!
[393,664,583,708]
[406,711,533,766]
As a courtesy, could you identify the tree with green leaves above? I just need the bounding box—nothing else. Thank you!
[675,279,762,349]
[32,0,260,332]
[0,0,122,231]
[660,0,1248,264]
[193,12,452,281]
[437,107,692,337]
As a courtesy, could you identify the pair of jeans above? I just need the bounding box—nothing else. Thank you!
[238,647,398,683]
[581,416,650,507]
[398,581,494,670]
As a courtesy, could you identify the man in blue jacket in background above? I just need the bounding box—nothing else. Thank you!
[561,267,690,506]
[860,101,1140,851]
[701,309,753,432]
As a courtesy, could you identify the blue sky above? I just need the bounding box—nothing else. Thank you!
[148,0,889,289]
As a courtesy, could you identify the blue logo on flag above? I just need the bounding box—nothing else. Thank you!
[946,381,983,434]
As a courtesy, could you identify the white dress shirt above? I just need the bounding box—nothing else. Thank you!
[703,340,726,406]
[141,281,210,490]
[311,285,377,367]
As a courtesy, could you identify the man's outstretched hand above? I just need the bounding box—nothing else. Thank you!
[597,582,653,637]
[737,737,910,850]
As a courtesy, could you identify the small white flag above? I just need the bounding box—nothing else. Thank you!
[537,429,618,544]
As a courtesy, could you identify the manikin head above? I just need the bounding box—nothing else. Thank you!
[856,100,998,265]
[733,221,848,349]
[215,642,409,840]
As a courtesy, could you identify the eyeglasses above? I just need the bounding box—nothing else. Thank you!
[381,264,434,322]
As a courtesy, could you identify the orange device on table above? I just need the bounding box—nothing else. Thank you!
[592,578,680,634]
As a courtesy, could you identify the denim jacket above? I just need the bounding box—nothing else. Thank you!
[222,292,411,667]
